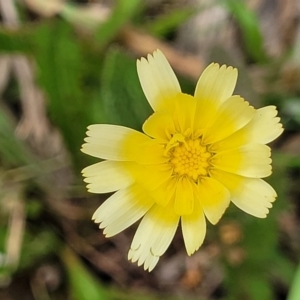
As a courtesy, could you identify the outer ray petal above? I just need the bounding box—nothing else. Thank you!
[203,96,255,144]
[197,177,230,224]
[211,106,284,151]
[210,169,277,218]
[181,198,206,255]
[81,124,150,161]
[143,255,159,272]
[92,184,154,237]
[137,50,181,111]
[82,161,136,193]
[194,63,238,130]
[128,203,179,271]
[211,144,272,178]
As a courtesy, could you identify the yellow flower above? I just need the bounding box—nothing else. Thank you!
[81,50,283,271]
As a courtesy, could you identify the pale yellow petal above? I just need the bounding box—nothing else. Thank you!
[82,161,136,193]
[143,255,159,272]
[81,124,150,161]
[181,199,206,255]
[137,50,181,111]
[211,106,284,151]
[203,96,255,144]
[251,106,284,144]
[92,184,154,237]
[197,177,230,225]
[211,169,277,218]
[211,144,272,178]
[194,63,238,130]
[174,177,195,215]
[128,203,179,271]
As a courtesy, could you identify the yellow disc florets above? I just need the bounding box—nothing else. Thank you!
[165,133,212,181]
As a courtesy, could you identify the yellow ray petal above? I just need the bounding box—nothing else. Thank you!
[137,49,181,111]
[210,169,277,218]
[151,177,177,207]
[181,199,206,255]
[174,177,195,215]
[135,139,169,165]
[211,144,272,178]
[81,124,150,161]
[172,93,196,133]
[92,184,154,237]
[82,161,136,193]
[197,177,230,225]
[128,203,179,271]
[211,106,284,151]
[203,96,255,144]
[136,164,173,192]
[142,112,176,141]
[194,63,238,130]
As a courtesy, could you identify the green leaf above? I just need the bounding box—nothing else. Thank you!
[0,226,7,252]
[62,248,197,300]
[144,8,195,37]
[95,47,152,130]
[223,0,268,63]
[271,253,296,286]
[95,0,142,46]
[62,248,108,300]
[247,275,273,300]
[32,20,91,169]
[287,262,300,300]
[0,27,32,53]
[19,230,60,270]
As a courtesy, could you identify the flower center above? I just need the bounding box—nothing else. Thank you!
[166,133,212,181]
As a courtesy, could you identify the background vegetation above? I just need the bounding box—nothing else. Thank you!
[0,0,299,299]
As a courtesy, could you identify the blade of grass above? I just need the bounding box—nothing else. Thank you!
[144,7,195,37]
[96,48,152,129]
[61,247,108,300]
[223,0,268,63]
[32,20,90,169]
[0,27,32,53]
[95,0,142,46]
[287,262,300,300]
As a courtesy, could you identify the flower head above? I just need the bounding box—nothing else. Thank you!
[81,50,283,271]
